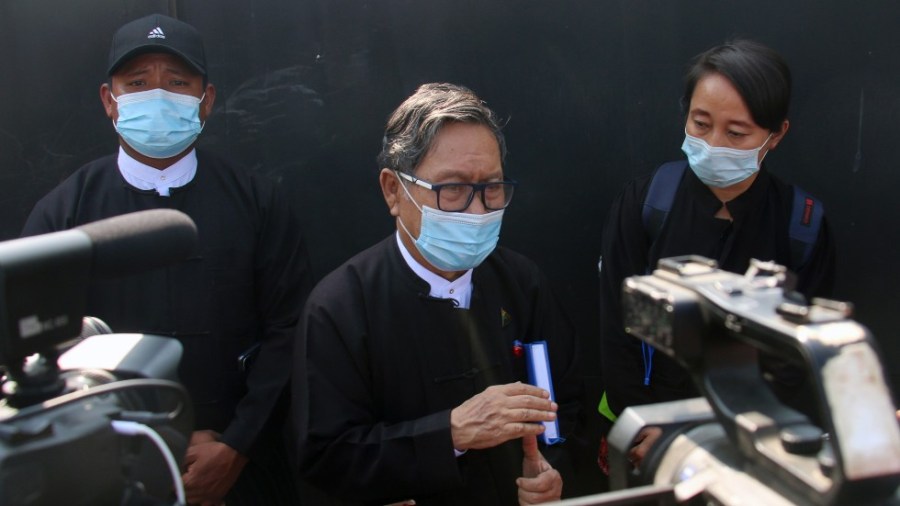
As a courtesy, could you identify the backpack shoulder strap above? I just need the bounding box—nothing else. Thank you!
[642,160,688,243]
[634,161,687,391]
[789,185,825,268]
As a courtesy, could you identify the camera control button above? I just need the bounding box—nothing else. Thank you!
[780,423,824,455]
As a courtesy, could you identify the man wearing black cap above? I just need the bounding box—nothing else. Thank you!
[22,14,310,505]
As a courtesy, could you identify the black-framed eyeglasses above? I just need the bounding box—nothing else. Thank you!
[396,171,518,212]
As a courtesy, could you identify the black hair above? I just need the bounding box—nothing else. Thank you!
[682,39,791,132]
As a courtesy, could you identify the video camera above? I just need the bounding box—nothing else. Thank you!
[594,256,900,505]
[0,210,198,506]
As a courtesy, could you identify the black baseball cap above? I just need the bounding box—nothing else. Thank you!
[107,14,207,76]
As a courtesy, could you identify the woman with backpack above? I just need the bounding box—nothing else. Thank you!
[596,39,836,470]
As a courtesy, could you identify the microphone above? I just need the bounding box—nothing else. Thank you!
[0,210,198,363]
[75,209,198,278]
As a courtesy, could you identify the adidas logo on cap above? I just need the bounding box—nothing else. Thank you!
[147,27,166,39]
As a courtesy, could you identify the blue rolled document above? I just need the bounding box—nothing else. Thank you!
[524,340,565,445]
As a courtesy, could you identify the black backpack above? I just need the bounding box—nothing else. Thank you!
[642,160,824,269]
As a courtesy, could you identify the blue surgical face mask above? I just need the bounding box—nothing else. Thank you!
[396,173,503,271]
[681,131,772,188]
[112,88,204,159]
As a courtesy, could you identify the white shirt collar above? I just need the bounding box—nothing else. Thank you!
[395,232,473,309]
[117,147,198,196]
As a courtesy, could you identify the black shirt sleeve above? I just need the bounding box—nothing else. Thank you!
[220,180,312,454]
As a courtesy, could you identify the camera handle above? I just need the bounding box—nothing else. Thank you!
[699,322,900,503]
[653,257,900,504]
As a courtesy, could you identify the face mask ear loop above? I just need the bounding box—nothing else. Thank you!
[396,213,418,244]
[395,171,424,214]
[394,171,423,242]
[198,93,207,133]
[757,133,774,168]
[109,91,121,133]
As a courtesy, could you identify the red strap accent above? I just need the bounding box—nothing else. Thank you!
[802,197,814,226]
[598,436,610,475]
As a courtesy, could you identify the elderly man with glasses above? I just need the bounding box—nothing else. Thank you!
[292,83,583,505]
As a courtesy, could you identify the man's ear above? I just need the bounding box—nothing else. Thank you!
[99,83,116,120]
[379,168,401,217]
[200,83,216,121]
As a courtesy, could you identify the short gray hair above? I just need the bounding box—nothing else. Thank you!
[377,83,507,175]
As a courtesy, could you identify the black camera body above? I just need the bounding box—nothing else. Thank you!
[0,210,198,505]
[608,256,900,505]
[0,333,192,506]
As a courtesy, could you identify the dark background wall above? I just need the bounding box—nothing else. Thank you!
[2,0,898,453]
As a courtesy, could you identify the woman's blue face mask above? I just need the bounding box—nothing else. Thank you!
[681,130,772,188]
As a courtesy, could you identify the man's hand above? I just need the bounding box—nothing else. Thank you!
[516,434,562,505]
[450,383,557,451]
[627,426,663,469]
[181,430,248,505]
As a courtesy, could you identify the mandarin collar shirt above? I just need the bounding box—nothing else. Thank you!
[395,231,473,309]
[116,146,198,196]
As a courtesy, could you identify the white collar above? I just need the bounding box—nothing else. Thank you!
[395,232,473,309]
[116,147,198,196]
